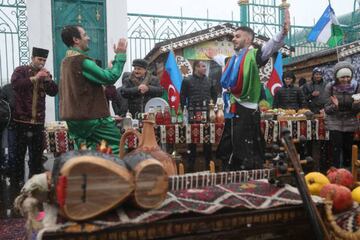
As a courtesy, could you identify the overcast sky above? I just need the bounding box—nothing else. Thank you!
[127,0,356,27]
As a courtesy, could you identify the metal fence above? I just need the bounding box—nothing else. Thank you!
[127,12,329,65]
[0,0,29,86]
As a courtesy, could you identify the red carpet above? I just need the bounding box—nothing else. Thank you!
[0,218,26,240]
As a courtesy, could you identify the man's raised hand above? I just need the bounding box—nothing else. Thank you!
[114,38,127,54]
[283,7,290,36]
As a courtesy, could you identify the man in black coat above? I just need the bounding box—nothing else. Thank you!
[302,67,327,113]
[273,71,306,110]
[180,60,217,172]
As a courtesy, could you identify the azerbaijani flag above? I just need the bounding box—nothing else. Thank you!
[160,51,183,111]
[307,4,343,48]
[265,52,283,106]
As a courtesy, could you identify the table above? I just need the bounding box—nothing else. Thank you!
[43,119,330,155]
[260,118,329,144]
[39,180,317,240]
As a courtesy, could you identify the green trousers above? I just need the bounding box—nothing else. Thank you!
[67,116,121,155]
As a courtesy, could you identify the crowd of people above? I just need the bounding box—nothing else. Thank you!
[0,8,359,211]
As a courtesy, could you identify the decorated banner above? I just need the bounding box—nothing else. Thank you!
[184,40,234,60]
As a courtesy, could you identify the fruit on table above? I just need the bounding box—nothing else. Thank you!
[305,172,330,195]
[352,186,360,203]
[259,100,270,112]
[320,183,353,213]
[326,167,354,189]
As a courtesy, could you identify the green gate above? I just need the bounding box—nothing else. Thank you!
[51,0,107,119]
[0,0,29,86]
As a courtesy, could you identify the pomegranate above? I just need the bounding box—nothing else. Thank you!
[320,183,353,213]
[326,167,354,189]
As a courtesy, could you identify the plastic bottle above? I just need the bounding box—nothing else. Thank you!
[183,105,189,125]
[209,99,216,123]
[155,105,164,125]
[163,106,171,125]
[177,106,183,124]
[194,103,202,123]
[201,100,208,123]
[170,106,177,124]
[123,110,133,130]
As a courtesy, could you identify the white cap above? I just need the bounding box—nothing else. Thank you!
[336,68,352,78]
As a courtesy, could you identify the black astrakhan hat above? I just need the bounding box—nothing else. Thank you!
[132,59,148,69]
[32,47,49,58]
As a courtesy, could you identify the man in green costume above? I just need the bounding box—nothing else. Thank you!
[59,25,127,154]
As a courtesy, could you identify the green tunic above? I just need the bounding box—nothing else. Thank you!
[65,47,126,154]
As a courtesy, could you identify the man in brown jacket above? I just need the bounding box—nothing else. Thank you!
[11,47,58,188]
[59,25,127,154]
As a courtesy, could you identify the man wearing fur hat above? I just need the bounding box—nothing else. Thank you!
[121,59,164,117]
[302,67,327,114]
[324,61,360,168]
[10,47,58,188]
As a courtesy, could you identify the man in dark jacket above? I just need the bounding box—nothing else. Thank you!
[180,60,217,172]
[121,59,163,117]
[273,71,306,110]
[11,47,58,186]
[302,67,327,113]
[112,73,130,117]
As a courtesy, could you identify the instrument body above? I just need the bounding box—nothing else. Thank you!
[123,152,168,209]
[54,150,134,221]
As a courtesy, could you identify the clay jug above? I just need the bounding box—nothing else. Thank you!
[119,120,177,176]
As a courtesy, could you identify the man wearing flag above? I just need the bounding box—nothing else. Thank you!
[217,8,291,171]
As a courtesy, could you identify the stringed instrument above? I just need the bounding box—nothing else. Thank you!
[281,129,330,240]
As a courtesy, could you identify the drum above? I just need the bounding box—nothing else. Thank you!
[54,150,134,221]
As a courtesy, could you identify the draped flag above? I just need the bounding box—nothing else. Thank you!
[265,52,283,106]
[160,51,183,111]
[307,4,343,48]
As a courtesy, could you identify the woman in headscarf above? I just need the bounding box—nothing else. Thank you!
[324,61,360,168]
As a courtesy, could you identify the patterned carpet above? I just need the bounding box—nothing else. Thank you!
[0,218,26,240]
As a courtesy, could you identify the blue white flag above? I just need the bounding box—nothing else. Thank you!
[307,4,343,47]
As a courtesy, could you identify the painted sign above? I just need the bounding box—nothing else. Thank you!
[184,40,234,60]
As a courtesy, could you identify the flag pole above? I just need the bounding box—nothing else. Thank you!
[329,0,341,63]
[335,37,340,63]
